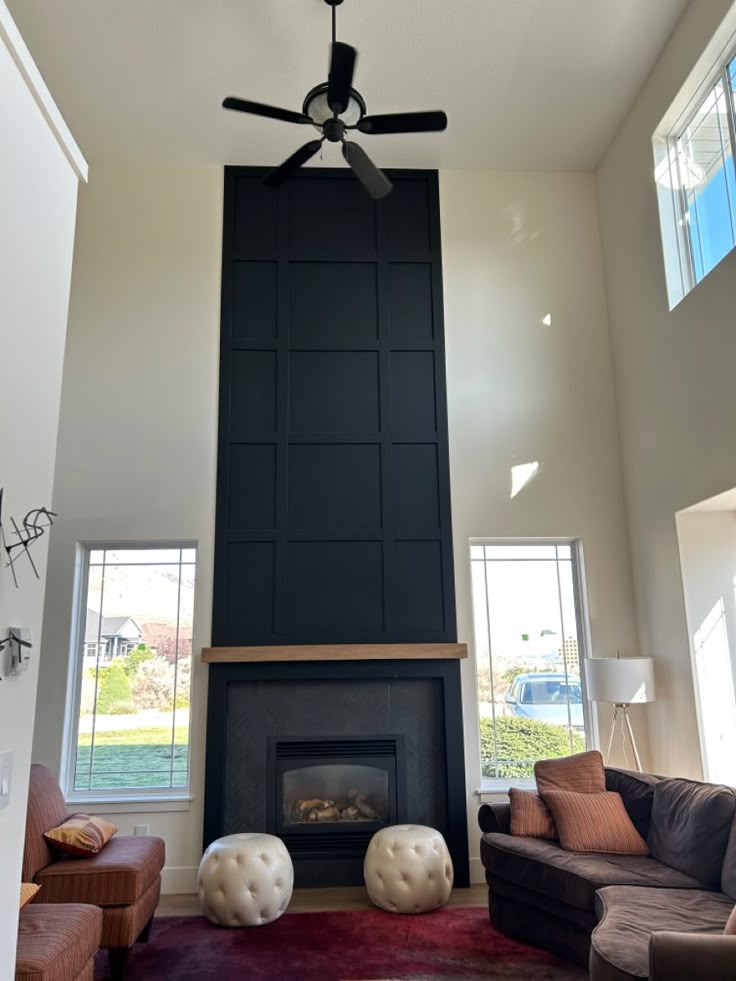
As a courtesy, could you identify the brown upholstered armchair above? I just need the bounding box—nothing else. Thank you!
[23,765,165,980]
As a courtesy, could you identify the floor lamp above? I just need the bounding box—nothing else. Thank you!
[584,655,655,772]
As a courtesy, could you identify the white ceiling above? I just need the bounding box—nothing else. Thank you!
[7,0,689,170]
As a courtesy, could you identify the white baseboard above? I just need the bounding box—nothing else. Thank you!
[469,856,485,885]
[161,860,487,894]
[161,866,198,895]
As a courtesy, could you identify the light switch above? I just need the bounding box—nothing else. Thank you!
[9,627,31,675]
[0,751,13,810]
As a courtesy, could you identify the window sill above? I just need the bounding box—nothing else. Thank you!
[64,795,193,814]
[475,778,536,800]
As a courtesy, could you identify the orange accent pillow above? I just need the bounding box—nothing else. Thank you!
[542,790,649,855]
[725,906,736,936]
[20,883,40,910]
[509,788,557,840]
[534,750,606,795]
[44,814,118,856]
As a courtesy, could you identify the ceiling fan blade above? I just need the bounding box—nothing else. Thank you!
[327,42,357,115]
[342,142,393,200]
[223,97,311,126]
[264,140,323,187]
[357,111,448,135]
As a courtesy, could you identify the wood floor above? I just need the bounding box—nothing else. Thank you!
[158,884,488,917]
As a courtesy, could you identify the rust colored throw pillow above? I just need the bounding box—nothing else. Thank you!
[725,906,736,935]
[19,883,40,910]
[509,788,558,840]
[542,790,649,855]
[44,814,118,857]
[534,750,606,796]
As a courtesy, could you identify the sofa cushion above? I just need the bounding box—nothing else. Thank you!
[20,883,40,910]
[22,765,70,881]
[35,835,165,907]
[721,818,736,901]
[604,767,659,840]
[16,903,102,981]
[509,788,557,840]
[592,886,735,981]
[482,832,706,912]
[648,777,736,888]
[44,814,118,857]
[726,905,736,935]
[543,791,648,855]
[535,750,606,795]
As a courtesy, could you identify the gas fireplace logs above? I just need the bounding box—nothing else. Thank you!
[290,790,382,824]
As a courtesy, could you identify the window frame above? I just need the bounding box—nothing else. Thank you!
[469,538,596,792]
[654,31,736,308]
[62,540,197,806]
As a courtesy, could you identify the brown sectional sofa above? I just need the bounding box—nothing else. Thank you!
[479,767,736,980]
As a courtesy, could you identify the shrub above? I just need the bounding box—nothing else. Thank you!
[80,668,98,715]
[122,643,154,678]
[480,715,586,779]
[96,662,135,715]
[172,657,191,710]
[104,699,137,715]
[129,657,175,710]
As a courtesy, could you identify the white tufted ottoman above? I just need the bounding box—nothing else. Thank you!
[364,824,453,914]
[197,833,293,927]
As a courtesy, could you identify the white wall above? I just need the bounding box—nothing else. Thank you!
[597,0,736,779]
[33,165,222,894]
[439,170,642,883]
[0,4,84,975]
[676,510,736,784]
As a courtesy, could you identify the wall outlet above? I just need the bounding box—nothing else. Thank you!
[0,751,13,810]
[134,824,149,836]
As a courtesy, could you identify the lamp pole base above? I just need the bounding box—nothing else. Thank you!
[604,703,643,772]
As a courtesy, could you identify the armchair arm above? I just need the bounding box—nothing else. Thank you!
[649,931,736,981]
[478,802,511,835]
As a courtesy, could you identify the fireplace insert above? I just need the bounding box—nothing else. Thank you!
[268,737,406,859]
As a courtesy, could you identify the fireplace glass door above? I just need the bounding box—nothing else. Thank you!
[270,738,405,838]
[283,763,390,827]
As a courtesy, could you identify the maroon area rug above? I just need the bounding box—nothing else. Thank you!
[94,907,586,980]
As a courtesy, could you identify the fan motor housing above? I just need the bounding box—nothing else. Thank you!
[323,118,345,142]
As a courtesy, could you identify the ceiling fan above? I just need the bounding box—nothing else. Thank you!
[222,0,448,199]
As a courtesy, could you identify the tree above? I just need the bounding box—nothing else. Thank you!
[96,662,135,714]
[480,716,586,779]
[147,634,192,666]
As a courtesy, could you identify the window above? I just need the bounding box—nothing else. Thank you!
[654,40,736,307]
[470,541,590,784]
[65,545,196,800]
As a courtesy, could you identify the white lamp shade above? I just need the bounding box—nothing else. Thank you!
[584,657,656,704]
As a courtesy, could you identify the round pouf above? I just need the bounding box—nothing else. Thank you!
[364,824,453,914]
[197,833,293,927]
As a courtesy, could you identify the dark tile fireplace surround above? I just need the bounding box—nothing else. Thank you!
[203,657,469,887]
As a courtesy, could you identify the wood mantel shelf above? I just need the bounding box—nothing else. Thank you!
[202,643,467,664]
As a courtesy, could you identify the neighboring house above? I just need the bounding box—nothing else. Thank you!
[84,609,142,662]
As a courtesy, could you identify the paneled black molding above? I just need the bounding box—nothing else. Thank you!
[213,167,456,646]
[203,658,470,887]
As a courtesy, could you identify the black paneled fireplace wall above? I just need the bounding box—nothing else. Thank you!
[205,167,468,887]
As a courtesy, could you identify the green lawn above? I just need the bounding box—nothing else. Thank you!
[75,726,189,791]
